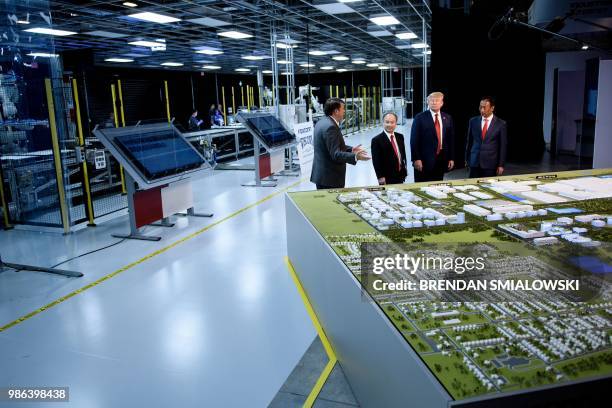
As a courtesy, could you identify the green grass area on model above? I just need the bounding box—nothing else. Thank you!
[290,193,376,236]
[555,350,612,380]
[422,352,492,399]
[288,169,612,400]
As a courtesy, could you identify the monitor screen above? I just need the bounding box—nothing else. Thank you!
[245,115,294,148]
[114,129,204,180]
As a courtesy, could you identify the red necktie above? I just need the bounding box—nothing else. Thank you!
[434,113,442,155]
[390,134,401,171]
[482,118,489,140]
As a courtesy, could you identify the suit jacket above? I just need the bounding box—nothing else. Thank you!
[410,110,455,172]
[310,116,356,188]
[188,116,201,130]
[465,115,507,169]
[371,131,407,184]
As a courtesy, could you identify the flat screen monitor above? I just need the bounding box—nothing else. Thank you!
[114,128,204,180]
[245,115,294,148]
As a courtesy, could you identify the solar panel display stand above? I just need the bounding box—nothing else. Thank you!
[93,123,213,241]
[236,113,297,188]
[111,171,161,241]
[241,137,278,188]
[0,252,83,278]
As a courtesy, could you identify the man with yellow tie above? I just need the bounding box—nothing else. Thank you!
[410,92,455,182]
[465,96,507,178]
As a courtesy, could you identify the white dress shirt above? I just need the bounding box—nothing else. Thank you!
[430,109,443,149]
[330,115,340,127]
[481,114,494,131]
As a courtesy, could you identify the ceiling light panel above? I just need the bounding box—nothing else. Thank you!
[129,12,180,24]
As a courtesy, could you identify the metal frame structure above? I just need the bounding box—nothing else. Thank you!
[13,1,431,74]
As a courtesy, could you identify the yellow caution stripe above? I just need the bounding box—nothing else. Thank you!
[285,257,338,408]
[0,179,304,333]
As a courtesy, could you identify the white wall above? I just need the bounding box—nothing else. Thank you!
[556,70,584,153]
[543,51,607,146]
[593,59,612,169]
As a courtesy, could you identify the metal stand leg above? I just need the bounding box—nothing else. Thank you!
[0,254,83,278]
[112,173,161,241]
[177,207,214,218]
[149,217,175,227]
[186,207,213,218]
[242,138,277,187]
[276,145,300,177]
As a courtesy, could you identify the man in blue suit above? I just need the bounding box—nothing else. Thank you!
[465,97,507,178]
[410,92,455,182]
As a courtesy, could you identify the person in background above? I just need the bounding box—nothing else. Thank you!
[371,112,407,185]
[465,96,507,178]
[310,97,370,189]
[208,104,217,126]
[213,107,224,126]
[102,112,115,128]
[189,110,203,130]
[410,92,455,182]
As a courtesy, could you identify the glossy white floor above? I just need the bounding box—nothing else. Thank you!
[0,123,411,407]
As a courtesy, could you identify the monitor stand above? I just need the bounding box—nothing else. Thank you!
[111,172,161,241]
[242,138,278,187]
[0,253,83,278]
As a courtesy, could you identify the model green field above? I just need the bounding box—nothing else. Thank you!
[289,169,612,400]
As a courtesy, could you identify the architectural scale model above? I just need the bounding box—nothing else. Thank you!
[290,170,612,400]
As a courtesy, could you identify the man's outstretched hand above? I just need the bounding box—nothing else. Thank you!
[356,150,370,161]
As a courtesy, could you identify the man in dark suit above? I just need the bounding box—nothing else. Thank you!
[465,97,507,178]
[371,112,407,185]
[410,92,455,182]
[310,98,370,189]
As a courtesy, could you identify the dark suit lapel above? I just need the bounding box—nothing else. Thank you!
[484,117,495,141]
[397,134,406,162]
[382,132,402,164]
[381,133,395,156]
[472,119,481,144]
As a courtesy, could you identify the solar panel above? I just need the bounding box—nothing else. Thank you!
[113,128,204,180]
[242,114,295,148]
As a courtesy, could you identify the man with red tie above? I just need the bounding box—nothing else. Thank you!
[371,112,407,185]
[410,92,455,182]
[465,96,507,178]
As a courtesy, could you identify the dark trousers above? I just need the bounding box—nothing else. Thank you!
[316,184,336,190]
[469,167,497,178]
[414,151,447,182]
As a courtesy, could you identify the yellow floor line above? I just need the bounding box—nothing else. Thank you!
[0,179,305,333]
[304,357,337,407]
[285,257,338,408]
